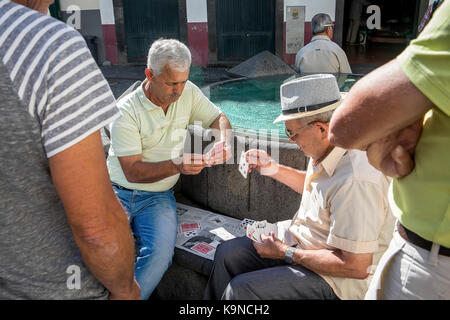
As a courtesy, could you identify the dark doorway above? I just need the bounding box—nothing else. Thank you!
[216,0,275,63]
[123,0,180,62]
[342,0,423,74]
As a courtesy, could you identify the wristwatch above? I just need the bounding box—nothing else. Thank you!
[284,246,295,264]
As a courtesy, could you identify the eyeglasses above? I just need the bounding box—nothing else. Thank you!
[285,122,315,140]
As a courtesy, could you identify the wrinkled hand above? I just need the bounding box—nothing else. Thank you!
[245,149,278,176]
[205,140,232,166]
[366,119,423,178]
[253,232,289,260]
[173,153,206,175]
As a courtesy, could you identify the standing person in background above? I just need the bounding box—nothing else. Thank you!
[0,0,139,299]
[295,13,352,74]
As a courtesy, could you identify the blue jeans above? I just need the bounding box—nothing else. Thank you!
[113,185,178,300]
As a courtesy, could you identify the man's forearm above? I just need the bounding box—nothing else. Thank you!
[72,198,138,298]
[50,131,139,299]
[210,113,232,144]
[123,159,179,183]
[329,60,431,149]
[291,248,371,280]
[256,233,372,280]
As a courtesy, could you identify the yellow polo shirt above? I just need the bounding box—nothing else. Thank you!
[392,1,450,248]
[107,80,221,192]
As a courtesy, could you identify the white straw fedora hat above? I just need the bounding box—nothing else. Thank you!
[273,74,346,123]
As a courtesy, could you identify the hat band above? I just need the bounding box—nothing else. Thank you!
[282,99,339,115]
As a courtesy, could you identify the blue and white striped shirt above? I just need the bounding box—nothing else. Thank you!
[0,0,118,157]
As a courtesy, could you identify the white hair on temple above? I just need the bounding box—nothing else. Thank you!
[147,38,192,76]
[311,13,333,35]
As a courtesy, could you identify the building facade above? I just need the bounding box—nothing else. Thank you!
[51,0,431,67]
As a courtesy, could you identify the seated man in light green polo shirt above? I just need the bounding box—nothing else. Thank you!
[106,39,232,300]
[329,0,450,300]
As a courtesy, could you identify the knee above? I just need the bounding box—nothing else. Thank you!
[223,274,253,300]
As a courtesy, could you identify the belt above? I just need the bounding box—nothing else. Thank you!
[112,182,134,191]
[398,223,450,257]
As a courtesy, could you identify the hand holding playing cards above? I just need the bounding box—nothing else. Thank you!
[205,140,232,166]
[245,149,278,176]
[173,153,206,175]
[253,232,290,260]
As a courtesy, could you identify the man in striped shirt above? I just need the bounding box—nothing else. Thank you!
[0,0,139,299]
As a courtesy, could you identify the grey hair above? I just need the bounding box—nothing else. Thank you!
[296,109,334,127]
[147,38,192,76]
[311,13,333,35]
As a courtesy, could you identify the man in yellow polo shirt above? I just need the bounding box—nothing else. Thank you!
[107,39,232,300]
[329,1,450,299]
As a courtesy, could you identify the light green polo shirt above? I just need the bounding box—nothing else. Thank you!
[391,1,450,248]
[107,80,221,192]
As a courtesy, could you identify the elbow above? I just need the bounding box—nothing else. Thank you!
[75,225,120,256]
[339,251,373,280]
[328,119,359,150]
[349,262,372,280]
[353,269,371,280]
[122,167,141,183]
[124,172,138,183]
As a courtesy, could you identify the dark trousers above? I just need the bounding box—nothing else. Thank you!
[204,237,339,300]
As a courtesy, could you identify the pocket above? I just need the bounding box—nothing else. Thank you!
[402,254,450,299]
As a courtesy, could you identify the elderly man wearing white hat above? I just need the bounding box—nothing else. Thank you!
[204,74,395,300]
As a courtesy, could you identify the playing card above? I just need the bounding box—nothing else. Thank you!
[245,220,278,243]
[184,230,198,237]
[238,151,249,178]
[179,223,200,233]
[205,141,226,165]
[263,223,278,237]
[240,218,256,231]
[191,242,215,255]
[209,227,235,241]
[246,224,260,243]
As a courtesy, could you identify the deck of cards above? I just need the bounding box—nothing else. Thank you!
[205,140,228,166]
[245,220,278,243]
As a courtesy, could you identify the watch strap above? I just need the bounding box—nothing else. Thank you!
[284,246,295,264]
